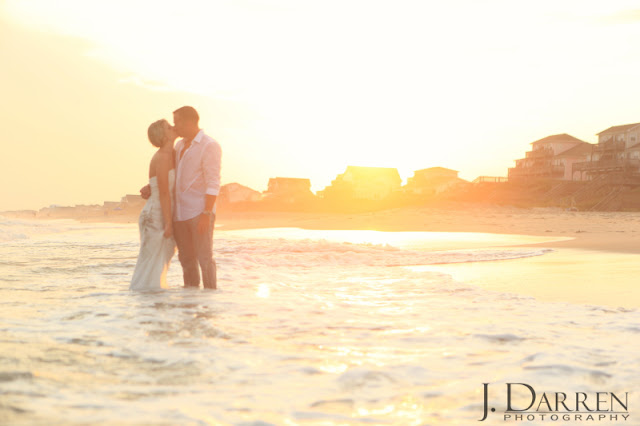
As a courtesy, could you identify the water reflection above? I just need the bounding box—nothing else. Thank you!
[255,283,270,298]
[222,227,571,250]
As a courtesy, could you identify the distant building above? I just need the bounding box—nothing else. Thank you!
[121,194,144,207]
[73,204,103,215]
[319,166,401,200]
[37,206,76,218]
[3,209,37,218]
[573,122,640,180]
[263,177,314,204]
[508,134,593,181]
[403,167,467,195]
[219,183,262,204]
[103,201,121,211]
[117,196,143,215]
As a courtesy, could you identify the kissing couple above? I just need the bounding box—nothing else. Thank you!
[129,106,222,291]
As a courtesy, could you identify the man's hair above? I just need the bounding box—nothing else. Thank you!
[173,106,200,124]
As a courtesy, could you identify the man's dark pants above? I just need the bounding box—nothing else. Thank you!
[173,214,216,289]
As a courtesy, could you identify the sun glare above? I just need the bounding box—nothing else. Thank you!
[255,283,271,298]
[3,0,640,209]
[223,228,570,251]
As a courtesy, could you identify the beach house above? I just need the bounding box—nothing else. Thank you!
[403,167,467,195]
[319,166,402,200]
[219,183,262,204]
[263,177,314,204]
[553,143,595,181]
[508,134,592,181]
[572,122,640,181]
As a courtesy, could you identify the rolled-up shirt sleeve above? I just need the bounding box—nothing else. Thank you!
[202,141,222,196]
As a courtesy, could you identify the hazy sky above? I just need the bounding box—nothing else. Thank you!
[2,0,640,210]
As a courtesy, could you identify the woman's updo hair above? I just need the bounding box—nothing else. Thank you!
[147,119,168,147]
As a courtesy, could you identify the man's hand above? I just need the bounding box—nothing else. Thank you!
[198,213,210,234]
[140,184,151,200]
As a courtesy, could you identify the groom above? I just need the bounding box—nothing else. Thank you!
[142,106,222,289]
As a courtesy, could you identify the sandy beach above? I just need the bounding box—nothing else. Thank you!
[72,204,640,252]
[63,204,640,309]
[211,205,640,253]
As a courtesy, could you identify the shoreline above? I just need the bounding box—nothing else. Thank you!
[78,206,640,309]
[419,248,639,309]
[3,205,638,308]
[63,205,640,254]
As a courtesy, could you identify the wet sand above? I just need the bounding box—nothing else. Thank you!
[415,249,639,309]
[222,207,640,308]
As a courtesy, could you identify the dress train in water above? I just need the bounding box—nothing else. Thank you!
[130,170,176,291]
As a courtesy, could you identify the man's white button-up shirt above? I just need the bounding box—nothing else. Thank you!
[174,129,222,221]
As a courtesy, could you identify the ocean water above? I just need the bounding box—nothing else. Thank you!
[0,217,638,425]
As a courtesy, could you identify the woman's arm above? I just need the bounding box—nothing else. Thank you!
[156,153,174,238]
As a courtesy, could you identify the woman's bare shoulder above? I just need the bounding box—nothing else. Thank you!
[156,150,174,173]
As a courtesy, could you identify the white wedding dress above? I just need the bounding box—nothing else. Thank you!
[130,170,176,291]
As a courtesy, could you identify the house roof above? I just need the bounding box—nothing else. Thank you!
[414,166,459,174]
[530,133,587,145]
[554,142,594,158]
[344,166,401,180]
[222,182,261,193]
[268,177,311,183]
[596,122,640,135]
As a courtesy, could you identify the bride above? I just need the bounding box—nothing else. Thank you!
[130,119,177,291]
